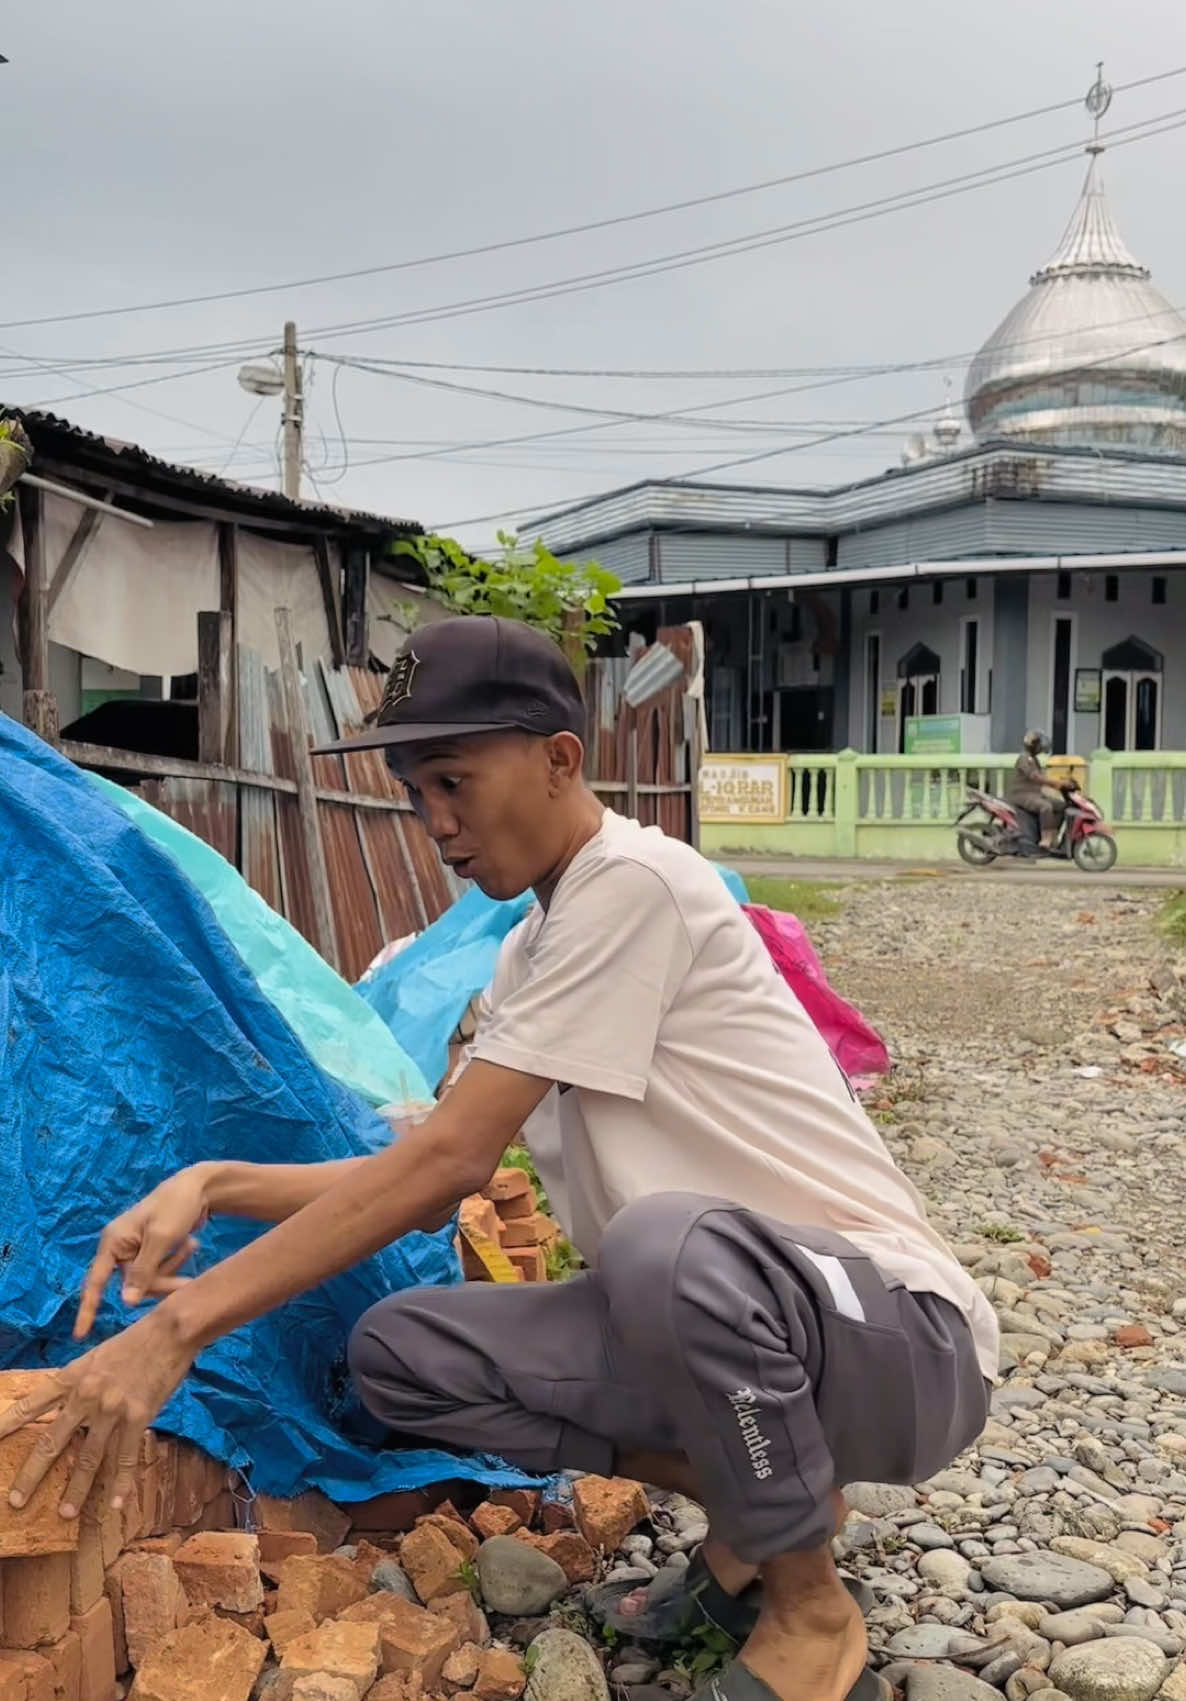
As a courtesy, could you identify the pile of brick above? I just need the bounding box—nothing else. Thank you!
[457,1167,561,1285]
[0,1365,652,1701]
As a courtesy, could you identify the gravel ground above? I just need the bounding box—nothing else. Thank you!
[799,879,1186,1701]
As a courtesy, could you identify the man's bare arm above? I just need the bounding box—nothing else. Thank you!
[164,1058,549,1352]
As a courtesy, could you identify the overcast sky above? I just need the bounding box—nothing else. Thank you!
[3,0,1185,550]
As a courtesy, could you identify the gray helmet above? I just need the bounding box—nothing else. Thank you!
[1023,729,1050,754]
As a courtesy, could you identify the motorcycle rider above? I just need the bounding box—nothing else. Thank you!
[1007,729,1065,851]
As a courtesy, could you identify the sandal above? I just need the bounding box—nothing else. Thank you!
[586,1549,866,1645]
[690,1658,885,1701]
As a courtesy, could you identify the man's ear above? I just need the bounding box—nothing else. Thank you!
[546,731,585,786]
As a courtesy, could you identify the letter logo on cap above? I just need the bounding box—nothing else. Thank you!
[379,650,419,722]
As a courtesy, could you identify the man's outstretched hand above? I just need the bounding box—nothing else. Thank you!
[75,1167,210,1340]
[0,1314,196,1520]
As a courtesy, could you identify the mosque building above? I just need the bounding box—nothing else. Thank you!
[532,84,1186,761]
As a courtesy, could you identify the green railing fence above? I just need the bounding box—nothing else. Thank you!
[698,749,1186,866]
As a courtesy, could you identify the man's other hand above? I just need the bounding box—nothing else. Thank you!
[75,1167,211,1340]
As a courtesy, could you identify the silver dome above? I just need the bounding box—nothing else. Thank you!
[965,154,1186,453]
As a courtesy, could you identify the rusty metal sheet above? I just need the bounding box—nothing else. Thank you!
[139,776,238,863]
[237,646,283,913]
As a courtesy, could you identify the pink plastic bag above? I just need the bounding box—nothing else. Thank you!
[743,904,890,1083]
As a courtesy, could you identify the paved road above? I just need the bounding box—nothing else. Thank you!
[725,854,1186,889]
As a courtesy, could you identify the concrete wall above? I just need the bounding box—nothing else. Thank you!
[847,576,992,751]
[1025,569,1186,751]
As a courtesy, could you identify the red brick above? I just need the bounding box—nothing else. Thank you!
[69,1520,105,1616]
[45,1629,82,1701]
[442,1641,482,1693]
[505,1247,546,1282]
[264,1607,316,1656]
[129,1608,266,1701]
[0,1419,80,1559]
[126,1534,181,1558]
[254,1492,350,1555]
[173,1532,262,1613]
[572,1475,649,1552]
[370,1596,458,1682]
[498,1215,556,1249]
[427,1591,489,1648]
[258,1530,318,1581]
[101,1572,127,1677]
[69,1596,116,1701]
[471,1503,522,1541]
[3,1552,72,1646]
[109,1549,183,1667]
[494,1195,535,1223]
[1114,1324,1155,1348]
[471,1646,525,1701]
[536,1530,596,1584]
[170,1445,207,1529]
[415,1514,478,1562]
[398,1525,468,1604]
[482,1169,532,1205]
[280,1619,380,1693]
[539,1501,573,1534]
[489,1491,540,1527]
[346,1490,435,1536]
[0,1654,26,1701]
[273,1555,368,1623]
[12,1651,55,1701]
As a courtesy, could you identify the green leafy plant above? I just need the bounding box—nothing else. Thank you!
[1163,890,1186,945]
[544,1236,584,1283]
[387,532,620,651]
[523,1645,541,1677]
[456,1557,482,1602]
[978,1222,1024,1244]
[671,1623,738,1681]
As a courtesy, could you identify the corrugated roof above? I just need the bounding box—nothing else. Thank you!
[5,407,423,540]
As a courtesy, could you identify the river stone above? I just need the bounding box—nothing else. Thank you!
[370,1560,419,1602]
[905,1668,1006,1701]
[1040,1608,1124,1646]
[917,1551,973,1593]
[476,1536,567,1615]
[847,1483,919,1518]
[981,1554,1115,1608]
[525,1629,610,1701]
[885,1627,987,1660]
[1049,1637,1167,1701]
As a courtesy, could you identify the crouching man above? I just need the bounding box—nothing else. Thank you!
[0,617,997,1701]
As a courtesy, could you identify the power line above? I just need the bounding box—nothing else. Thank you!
[4,98,1184,389]
[4,66,1184,335]
[433,327,1186,532]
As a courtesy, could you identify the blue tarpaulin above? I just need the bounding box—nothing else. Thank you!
[0,714,534,1500]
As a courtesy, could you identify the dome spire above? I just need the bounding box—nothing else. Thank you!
[1032,65,1149,283]
[962,60,1186,456]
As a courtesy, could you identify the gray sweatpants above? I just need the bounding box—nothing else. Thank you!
[349,1193,988,1564]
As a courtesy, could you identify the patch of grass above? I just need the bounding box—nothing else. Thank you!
[978,1222,1024,1244]
[1163,891,1186,945]
[457,1557,481,1602]
[740,877,844,921]
[544,1235,584,1283]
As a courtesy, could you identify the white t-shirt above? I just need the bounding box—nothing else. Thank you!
[470,810,999,1380]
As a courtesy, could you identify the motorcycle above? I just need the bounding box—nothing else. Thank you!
[955,781,1118,872]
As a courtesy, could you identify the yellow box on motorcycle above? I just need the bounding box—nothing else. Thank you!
[1044,755,1087,791]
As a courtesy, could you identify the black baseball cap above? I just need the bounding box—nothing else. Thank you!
[313,615,586,755]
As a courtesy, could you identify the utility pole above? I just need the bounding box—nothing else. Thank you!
[282,320,303,501]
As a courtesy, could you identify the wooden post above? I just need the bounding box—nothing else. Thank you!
[275,606,339,968]
[314,537,346,669]
[197,611,234,764]
[343,546,369,668]
[687,700,703,852]
[561,607,587,685]
[16,483,59,742]
[218,523,240,764]
[625,704,639,822]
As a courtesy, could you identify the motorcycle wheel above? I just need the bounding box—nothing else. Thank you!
[1072,832,1118,873]
[956,819,999,866]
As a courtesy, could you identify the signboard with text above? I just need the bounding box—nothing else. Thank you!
[903,715,962,756]
[699,757,787,823]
